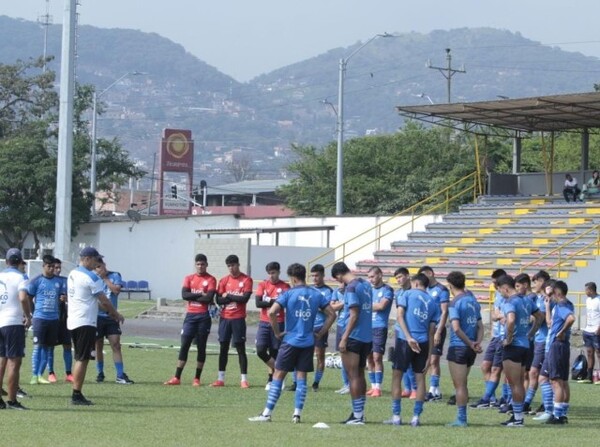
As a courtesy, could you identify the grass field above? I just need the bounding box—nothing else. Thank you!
[3,331,599,447]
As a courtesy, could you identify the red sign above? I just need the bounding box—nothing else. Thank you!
[160,129,193,172]
[158,129,194,215]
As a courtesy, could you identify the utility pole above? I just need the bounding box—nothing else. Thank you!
[427,48,466,103]
[38,0,53,72]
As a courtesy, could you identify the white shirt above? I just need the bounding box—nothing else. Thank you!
[67,266,104,330]
[565,178,578,188]
[584,295,600,333]
[0,267,28,327]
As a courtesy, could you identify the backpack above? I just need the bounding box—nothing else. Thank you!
[571,351,588,381]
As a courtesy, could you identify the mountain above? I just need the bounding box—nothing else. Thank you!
[2,16,600,186]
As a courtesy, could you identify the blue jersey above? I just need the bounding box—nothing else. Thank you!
[98,271,125,318]
[312,285,333,328]
[396,288,440,343]
[427,283,450,308]
[28,274,66,320]
[448,291,482,347]
[277,285,330,348]
[534,293,553,344]
[492,291,505,338]
[340,278,372,343]
[371,284,394,329]
[502,294,538,348]
[331,286,346,329]
[547,299,575,349]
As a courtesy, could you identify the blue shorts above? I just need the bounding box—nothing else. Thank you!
[275,342,314,373]
[314,326,329,349]
[0,325,26,358]
[531,342,546,370]
[447,346,477,367]
[547,340,570,381]
[540,356,550,378]
[371,327,388,354]
[492,341,504,368]
[256,321,284,350]
[346,338,372,369]
[181,313,211,344]
[32,318,59,347]
[583,332,600,350]
[502,345,529,366]
[432,326,446,356]
[218,318,246,345]
[483,336,500,362]
[96,316,122,339]
[392,338,429,373]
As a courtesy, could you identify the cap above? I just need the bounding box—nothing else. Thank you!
[6,248,23,263]
[79,246,103,258]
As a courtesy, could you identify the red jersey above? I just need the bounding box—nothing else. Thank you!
[217,273,253,319]
[256,279,290,323]
[182,272,217,314]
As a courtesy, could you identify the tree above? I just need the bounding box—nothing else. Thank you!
[0,58,145,255]
[226,155,255,182]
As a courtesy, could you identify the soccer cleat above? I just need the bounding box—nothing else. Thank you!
[366,388,375,396]
[498,403,513,414]
[210,380,225,387]
[65,374,74,383]
[48,373,57,383]
[6,400,28,410]
[447,395,456,406]
[533,412,553,422]
[534,404,545,415]
[96,372,105,383]
[16,388,29,399]
[522,403,531,414]
[116,374,134,385]
[37,376,50,385]
[288,382,297,392]
[71,394,94,406]
[164,377,181,386]
[342,413,365,425]
[312,382,319,392]
[292,415,301,424]
[501,416,524,427]
[192,378,201,387]
[410,417,421,427]
[545,415,567,425]
[248,414,271,422]
[400,390,411,398]
[335,385,350,394]
[470,398,491,409]
[383,418,402,426]
[447,420,468,427]
[370,388,382,398]
[425,392,439,402]
[241,381,250,389]
[409,391,417,400]
[265,381,271,391]
[0,398,5,409]
[576,378,593,384]
[30,375,39,385]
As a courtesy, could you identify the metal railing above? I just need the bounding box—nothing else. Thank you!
[307,171,481,271]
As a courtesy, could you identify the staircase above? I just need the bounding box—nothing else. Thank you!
[355,195,600,299]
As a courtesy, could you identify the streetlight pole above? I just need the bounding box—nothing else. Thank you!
[90,71,143,215]
[336,33,392,216]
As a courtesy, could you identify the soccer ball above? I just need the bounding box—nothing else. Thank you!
[333,356,343,369]
[325,355,335,369]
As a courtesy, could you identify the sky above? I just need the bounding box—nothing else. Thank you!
[3,0,600,82]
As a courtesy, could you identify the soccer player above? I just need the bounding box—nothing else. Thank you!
[331,261,372,425]
[51,258,73,383]
[330,279,349,394]
[393,268,416,399]
[67,247,124,405]
[445,271,483,427]
[579,282,600,384]
[524,270,551,413]
[309,264,333,392]
[27,255,65,385]
[544,280,575,424]
[94,259,134,385]
[385,273,439,427]
[418,266,449,401]
[249,263,336,423]
[0,248,32,410]
[212,254,253,388]
[255,262,290,390]
[496,275,542,426]
[165,254,217,386]
[366,266,393,397]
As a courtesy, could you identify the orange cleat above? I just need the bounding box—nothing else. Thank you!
[401,390,411,398]
[211,380,225,387]
[370,388,382,397]
[192,378,201,387]
[65,374,74,383]
[48,373,57,383]
[366,388,375,396]
[409,390,417,400]
[164,377,181,386]
[240,381,250,389]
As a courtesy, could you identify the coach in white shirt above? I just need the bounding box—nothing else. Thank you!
[581,282,600,383]
[67,247,124,406]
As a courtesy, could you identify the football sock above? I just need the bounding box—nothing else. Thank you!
[265,379,283,413]
[524,387,536,405]
[46,347,55,374]
[63,347,73,374]
[96,361,104,374]
[368,371,376,387]
[115,362,124,377]
[540,382,553,413]
[483,380,499,400]
[31,345,41,376]
[375,371,383,388]
[414,400,424,417]
[512,401,524,420]
[218,371,225,381]
[458,405,467,423]
[295,379,307,414]
[175,367,183,379]
[352,398,363,418]
[314,369,323,384]
[195,368,202,380]
[241,374,248,382]
[403,372,412,391]
[392,398,401,416]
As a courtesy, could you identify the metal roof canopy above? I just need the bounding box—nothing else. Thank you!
[396,91,600,134]
[195,225,335,247]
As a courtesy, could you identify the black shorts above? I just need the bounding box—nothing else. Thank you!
[335,325,345,351]
[181,312,211,344]
[32,318,59,347]
[525,340,535,371]
[218,318,246,345]
[392,338,429,373]
[432,326,446,356]
[57,318,71,346]
[447,346,477,367]
[547,340,570,381]
[531,342,546,370]
[275,342,314,373]
[0,325,26,358]
[371,327,388,355]
[502,345,529,366]
[256,321,283,350]
[313,326,329,349]
[96,317,122,339]
[583,332,600,350]
[71,325,97,361]
[345,338,372,369]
